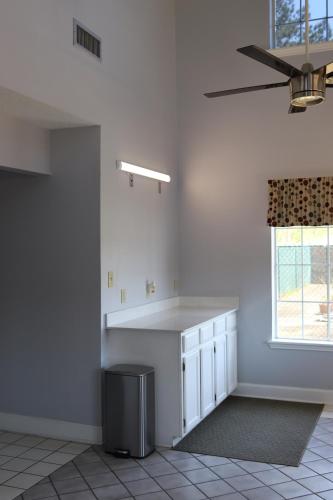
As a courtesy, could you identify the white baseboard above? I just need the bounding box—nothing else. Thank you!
[234,383,333,406]
[0,412,102,444]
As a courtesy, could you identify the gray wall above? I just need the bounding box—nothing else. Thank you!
[0,126,101,425]
[176,0,333,390]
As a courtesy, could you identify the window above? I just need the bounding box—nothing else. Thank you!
[273,226,333,343]
[273,0,333,48]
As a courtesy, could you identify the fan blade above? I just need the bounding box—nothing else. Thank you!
[326,83,333,87]
[314,62,333,79]
[204,81,289,98]
[288,105,306,114]
[237,45,303,78]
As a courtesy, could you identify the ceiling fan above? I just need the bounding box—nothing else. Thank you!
[204,0,333,113]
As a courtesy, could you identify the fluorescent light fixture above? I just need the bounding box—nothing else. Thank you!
[117,161,171,183]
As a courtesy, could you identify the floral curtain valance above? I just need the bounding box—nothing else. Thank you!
[267,176,333,227]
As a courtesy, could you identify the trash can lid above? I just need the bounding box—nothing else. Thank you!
[105,364,154,376]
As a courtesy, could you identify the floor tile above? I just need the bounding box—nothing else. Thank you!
[319,491,333,499]
[155,473,191,489]
[225,474,264,492]
[19,448,52,461]
[0,485,24,499]
[4,473,43,489]
[172,457,205,472]
[211,463,248,479]
[312,445,333,459]
[50,462,81,481]
[59,491,96,500]
[142,461,177,477]
[302,451,322,463]
[0,433,24,444]
[196,454,231,467]
[85,472,119,488]
[160,450,193,462]
[93,483,130,499]
[197,478,235,497]
[22,481,57,499]
[252,469,290,485]
[54,476,89,494]
[241,486,284,499]
[1,445,30,457]
[183,466,220,483]
[306,459,333,474]
[297,475,333,492]
[279,465,317,480]
[271,480,312,499]
[125,477,161,496]
[73,451,102,465]
[213,494,246,500]
[15,437,45,448]
[135,492,170,500]
[136,452,166,466]
[115,466,148,482]
[37,439,67,451]
[43,451,76,465]
[2,458,36,472]
[0,456,11,466]
[238,461,273,473]
[24,461,60,476]
[0,469,17,484]
[76,461,110,476]
[307,437,326,449]
[60,443,90,455]
[105,458,139,471]
[167,484,206,500]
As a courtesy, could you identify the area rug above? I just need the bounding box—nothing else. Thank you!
[174,396,323,466]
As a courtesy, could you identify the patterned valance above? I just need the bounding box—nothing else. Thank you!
[267,176,333,227]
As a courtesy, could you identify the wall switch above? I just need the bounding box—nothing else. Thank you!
[108,271,114,288]
[120,288,127,304]
[146,281,156,297]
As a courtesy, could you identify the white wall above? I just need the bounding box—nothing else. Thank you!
[0,115,50,174]
[0,0,178,422]
[176,0,333,390]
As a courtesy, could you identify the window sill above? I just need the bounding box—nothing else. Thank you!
[267,339,333,352]
[269,41,333,58]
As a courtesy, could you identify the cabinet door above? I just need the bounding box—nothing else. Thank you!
[215,335,227,405]
[227,330,238,394]
[183,350,201,433]
[200,342,215,417]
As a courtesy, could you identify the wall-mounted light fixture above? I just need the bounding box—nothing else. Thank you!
[116,161,171,192]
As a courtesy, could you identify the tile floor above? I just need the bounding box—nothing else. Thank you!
[2,411,333,500]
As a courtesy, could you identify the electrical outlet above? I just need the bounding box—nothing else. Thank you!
[120,288,127,304]
[146,281,156,297]
[108,271,114,288]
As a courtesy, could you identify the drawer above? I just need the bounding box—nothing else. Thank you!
[200,323,214,343]
[214,316,227,336]
[182,329,200,353]
[226,312,237,332]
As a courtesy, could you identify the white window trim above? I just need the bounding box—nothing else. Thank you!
[270,227,333,352]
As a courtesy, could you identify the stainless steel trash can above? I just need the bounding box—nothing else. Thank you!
[103,364,155,458]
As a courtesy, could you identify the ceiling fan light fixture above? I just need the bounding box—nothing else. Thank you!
[290,68,326,107]
[291,93,325,107]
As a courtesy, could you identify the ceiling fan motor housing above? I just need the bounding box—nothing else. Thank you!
[290,65,326,107]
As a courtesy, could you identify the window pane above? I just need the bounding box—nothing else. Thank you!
[277,265,302,301]
[301,19,327,43]
[276,227,302,246]
[277,302,302,339]
[329,228,333,299]
[303,302,328,340]
[329,0,333,17]
[328,18,333,41]
[303,227,328,302]
[301,0,327,20]
[276,0,301,24]
[275,23,301,47]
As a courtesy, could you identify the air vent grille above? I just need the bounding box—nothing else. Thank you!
[73,19,101,60]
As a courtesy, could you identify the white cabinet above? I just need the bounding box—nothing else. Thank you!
[183,350,201,433]
[227,329,237,393]
[200,341,215,417]
[214,334,227,404]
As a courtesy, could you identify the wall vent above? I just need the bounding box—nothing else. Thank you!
[73,19,101,60]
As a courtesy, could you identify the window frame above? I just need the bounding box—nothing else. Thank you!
[271,0,333,49]
[270,226,333,351]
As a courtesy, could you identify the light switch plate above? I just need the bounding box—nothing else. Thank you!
[108,271,114,288]
[120,288,127,304]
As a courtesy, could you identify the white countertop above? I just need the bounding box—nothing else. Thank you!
[107,305,237,333]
